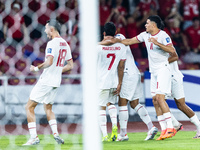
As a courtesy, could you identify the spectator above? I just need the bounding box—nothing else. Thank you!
[180,0,200,30]
[3,3,29,44]
[182,17,200,53]
[28,0,41,12]
[47,0,59,11]
[99,0,112,40]
[158,0,177,20]
[106,0,128,35]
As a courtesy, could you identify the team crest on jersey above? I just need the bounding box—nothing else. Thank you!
[47,48,52,53]
[166,37,170,43]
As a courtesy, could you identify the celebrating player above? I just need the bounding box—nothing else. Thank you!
[100,15,176,140]
[114,34,158,141]
[153,51,200,140]
[23,19,73,145]
[97,22,126,141]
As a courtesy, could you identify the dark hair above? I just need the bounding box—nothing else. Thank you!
[148,15,165,30]
[104,22,116,36]
[47,19,61,33]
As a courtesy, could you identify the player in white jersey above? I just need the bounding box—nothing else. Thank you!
[153,52,200,139]
[113,34,158,141]
[100,15,176,140]
[98,22,126,142]
[23,20,73,145]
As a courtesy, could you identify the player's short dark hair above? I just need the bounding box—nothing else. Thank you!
[104,22,116,36]
[148,15,165,30]
[192,17,200,22]
[47,19,61,33]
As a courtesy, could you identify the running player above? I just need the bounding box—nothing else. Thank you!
[23,20,73,145]
[98,22,126,141]
[114,34,158,141]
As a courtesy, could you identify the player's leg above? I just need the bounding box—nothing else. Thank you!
[175,98,200,138]
[23,99,40,145]
[107,88,118,141]
[152,68,175,139]
[130,99,158,140]
[99,89,109,141]
[152,97,167,140]
[44,103,64,144]
[117,97,129,141]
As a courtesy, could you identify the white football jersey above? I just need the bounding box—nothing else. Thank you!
[137,30,172,74]
[115,34,140,75]
[97,43,126,89]
[39,37,72,87]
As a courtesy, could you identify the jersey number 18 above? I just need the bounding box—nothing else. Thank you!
[56,49,67,67]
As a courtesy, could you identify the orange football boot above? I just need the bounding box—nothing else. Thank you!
[156,129,167,140]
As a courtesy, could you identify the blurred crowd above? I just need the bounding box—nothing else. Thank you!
[99,0,200,69]
[0,0,200,85]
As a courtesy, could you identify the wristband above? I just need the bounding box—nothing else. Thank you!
[34,66,39,72]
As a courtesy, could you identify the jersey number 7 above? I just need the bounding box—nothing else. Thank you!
[56,49,67,67]
[107,53,116,70]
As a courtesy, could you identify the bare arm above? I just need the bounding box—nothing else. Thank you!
[3,23,8,39]
[30,56,54,72]
[62,59,74,72]
[148,37,175,53]
[121,37,140,46]
[113,60,125,95]
[168,51,178,63]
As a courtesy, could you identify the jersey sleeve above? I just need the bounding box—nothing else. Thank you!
[45,41,55,58]
[65,44,72,61]
[136,32,145,42]
[162,32,173,46]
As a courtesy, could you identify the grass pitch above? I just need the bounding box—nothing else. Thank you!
[0,131,199,150]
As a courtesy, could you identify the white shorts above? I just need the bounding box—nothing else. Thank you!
[151,65,171,97]
[120,73,143,101]
[170,71,185,100]
[30,81,58,104]
[98,88,117,107]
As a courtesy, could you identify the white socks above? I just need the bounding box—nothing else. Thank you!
[49,119,59,136]
[119,106,128,136]
[28,122,37,139]
[171,113,180,127]
[134,104,153,130]
[163,112,174,128]
[108,105,117,127]
[157,115,166,131]
[99,110,107,137]
[190,114,200,131]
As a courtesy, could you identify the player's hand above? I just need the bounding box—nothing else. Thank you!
[30,65,35,72]
[148,37,158,45]
[113,84,121,96]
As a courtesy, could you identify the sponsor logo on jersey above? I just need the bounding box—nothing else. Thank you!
[47,48,52,53]
[166,37,170,43]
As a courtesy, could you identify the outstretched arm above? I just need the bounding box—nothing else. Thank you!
[99,36,140,46]
[121,37,140,46]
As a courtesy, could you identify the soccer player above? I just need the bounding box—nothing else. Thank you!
[153,51,200,140]
[97,22,126,141]
[114,34,158,141]
[100,15,176,140]
[23,20,73,145]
